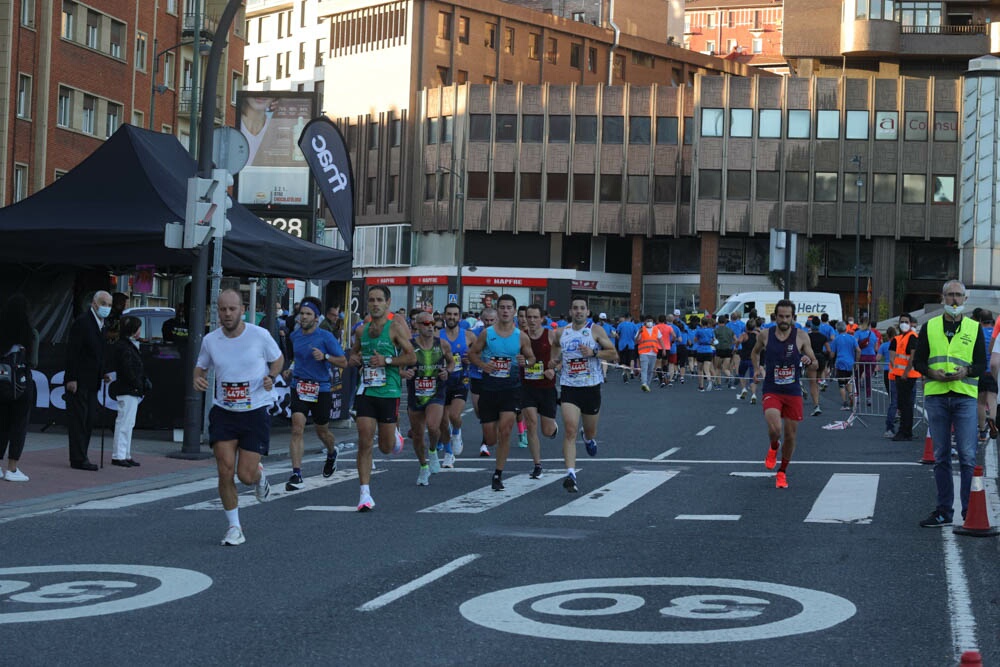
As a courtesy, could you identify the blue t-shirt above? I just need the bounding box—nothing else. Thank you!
[467,325,485,379]
[693,327,716,354]
[877,341,891,371]
[600,322,614,338]
[616,321,638,350]
[726,319,746,339]
[290,327,345,392]
[819,323,836,341]
[984,326,994,368]
[669,323,682,346]
[830,334,860,371]
[854,329,877,356]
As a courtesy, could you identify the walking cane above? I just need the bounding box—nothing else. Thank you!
[99,380,107,468]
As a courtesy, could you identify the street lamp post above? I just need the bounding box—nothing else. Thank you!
[851,155,863,322]
[149,38,203,131]
[438,164,465,310]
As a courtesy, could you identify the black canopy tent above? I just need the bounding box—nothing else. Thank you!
[0,124,352,279]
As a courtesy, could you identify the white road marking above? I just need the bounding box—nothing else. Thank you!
[675,514,741,521]
[696,426,715,436]
[357,554,480,612]
[652,447,680,461]
[547,471,678,518]
[177,469,367,510]
[804,474,879,524]
[419,474,564,513]
[297,506,361,512]
[729,472,774,478]
[726,408,738,415]
[943,530,979,656]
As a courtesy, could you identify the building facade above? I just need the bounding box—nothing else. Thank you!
[683,0,787,74]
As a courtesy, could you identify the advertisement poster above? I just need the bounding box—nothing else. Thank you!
[236,92,315,207]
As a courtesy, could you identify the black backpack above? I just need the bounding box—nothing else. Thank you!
[0,346,29,402]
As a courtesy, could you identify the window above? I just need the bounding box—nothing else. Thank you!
[751,38,763,53]
[426,118,440,145]
[521,173,542,200]
[528,33,540,60]
[817,110,839,139]
[653,176,676,203]
[932,175,955,203]
[106,102,121,138]
[873,174,896,202]
[315,39,326,67]
[603,117,624,144]
[587,47,597,73]
[368,123,380,150]
[164,52,175,87]
[468,172,489,198]
[57,87,72,126]
[391,119,402,147]
[573,174,595,201]
[484,23,496,49]
[458,17,469,44]
[843,173,867,202]
[896,1,943,30]
[613,54,625,79]
[671,67,682,86]
[756,172,780,200]
[13,165,28,203]
[546,38,558,64]
[629,117,651,144]
[135,32,147,70]
[701,108,723,137]
[600,174,622,201]
[442,116,453,143]
[298,41,307,69]
[81,94,95,134]
[366,177,376,206]
[425,174,437,200]
[570,44,582,69]
[231,72,242,105]
[814,172,838,201]
[470,114,491,141]
[656,117,678,144]
[16,75,31,119]
[495,115,517,142]
[61,1,74,39]
[934,112,958,141]
[522,115,543,142]
[683,117,694,144]
[628,175,648,203]
[549,115,570,143]
[504,27,515,54]
[494,172,515,199]
[573,11,585,21]
[902,174,926,203]
[681,176,692,200]
[110,21,123,58]
[456,70,468,84]
[846,110,868,139]
[300,1,307,28]
[699,170,722,198]
[788,110,810,139]
[86,10,99,49]
[759,109,781,138]
[21,0,35,27]
[577,116,597,143]
[548,173,568,200]
[719,239,744,274]
[785,172,809,201]
[905,111,928,141]
[875,111,898,140]
[730,109,752,137]
[437,11,452,39]
[132,109,143,127]
[387,175,398,205]
[705,40,716,54]
[436,66,450,85]
[727,171,751,199]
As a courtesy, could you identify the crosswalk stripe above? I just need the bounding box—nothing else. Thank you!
[675,514,741,521]
[419,474,563,514]
[804,473,879,524]
[696,426,715,436]
[546,470,678,517]
[177,469,370,510]
[652,447,680,461]
[726,408,738,415]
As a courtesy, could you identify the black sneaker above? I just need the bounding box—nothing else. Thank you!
[563,473,578,493]
[530,464,543,479]
[323,450,338,478]
[919,511,953,528]
[285,472,304,492]
[491,475,505,491]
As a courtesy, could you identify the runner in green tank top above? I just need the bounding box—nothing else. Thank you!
[401,312,453,486]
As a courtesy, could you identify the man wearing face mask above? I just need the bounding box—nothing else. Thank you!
[64,290,113,471]
[888,314,920,441]
[635,317,663,392]
[845,317,858,335]
[912,280,985,528]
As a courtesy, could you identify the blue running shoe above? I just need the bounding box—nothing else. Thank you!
[585,438,598,457]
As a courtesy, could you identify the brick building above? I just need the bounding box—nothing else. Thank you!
[683,0,787,74]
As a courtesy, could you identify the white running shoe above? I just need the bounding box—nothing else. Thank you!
[254,463,270,502]
[441,453,456,468]
[451,432,464,456]
[357,492,375,512]
[479,444,490,457]
[392,429,405,455]
[220,525,245,546]
[4,468,29,482]
[416,466,431,486]
[427,450,441,474]
[706,382,713,392]
[737,388,748,400]
[750,394,757,405]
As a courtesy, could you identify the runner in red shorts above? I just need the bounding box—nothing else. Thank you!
[750,299,817,489]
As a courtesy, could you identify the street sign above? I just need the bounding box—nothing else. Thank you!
[448,293,458,304]
[212,127,250,174]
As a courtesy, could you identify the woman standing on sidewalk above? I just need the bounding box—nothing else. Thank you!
[110,316,147,467]
[0,294,38,482]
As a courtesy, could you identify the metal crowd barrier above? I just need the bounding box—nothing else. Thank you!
[825,361,925,431]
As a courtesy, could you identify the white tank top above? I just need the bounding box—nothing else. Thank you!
[559,325,603,387]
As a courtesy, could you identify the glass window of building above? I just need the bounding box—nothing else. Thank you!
[843,173,867,201]
[600,174,623,201]
[653,175,676,202]
[494,172,515,199]
[934,112,958,141]
[745,238,769,274]
[702,108,724,137]
[629,117,651,144]
[911,244,957,279]
[484,23,496,49]
[681,176,692,200]
[643,239,671,274]
[827,240,872,277]
[730,109,752,137]
[846,111,868,140]
[756,172,780,200]
[785,172,809,201]
[787,110,810,139]
[873,173,896,202]
[426,118,440,145]
[875,111,898,140]
[905,112,928,141]
[470,114,491,141]
[817,110,839,139]
[896,2,942,31]
[628,175,649,203]
[700,169,722,198]
[495,114,517,142]
[932,175,954,203]
[603,116,624,144]
[573,174,595,201]
[528,33,540,59]
[683,117,694,144]
[577,116,598,143]
[727,170,751,199]
[588,47,598,73]
[814,172,838,201]
[719,238,744,274]
[902,174,926,203]
[468,172,489,198]
[656,117,678,144]
[570,43,582,69]
[759,109,781,138]
[521,173,542,200]
[548,173,568,199]
[522,114,543,142]
[437,11,452,39]
[550,115,571,142]
[546,37,558,64]
[670,238,700,273]
[458,16,469,44]
[505,27,515,54]
[442,116,453,143]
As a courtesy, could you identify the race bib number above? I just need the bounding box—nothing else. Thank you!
[221,381,251,411]
[774,365,795,385]
[490,357,511,378]
[568,358,588,376]
[362,365,386,387]
[415,377,437,397]
[452,353,463,372]
[296,380,320,403]
[524,361,545,381]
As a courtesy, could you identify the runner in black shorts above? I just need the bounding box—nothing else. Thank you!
[401,312,452,486]
[521,304,560,479]
[438,303,476,467]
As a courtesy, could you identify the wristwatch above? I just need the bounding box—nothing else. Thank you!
[324,354,332,362]
[385,356,394,367]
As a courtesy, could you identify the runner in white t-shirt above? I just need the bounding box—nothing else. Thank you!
[194,289,283,546]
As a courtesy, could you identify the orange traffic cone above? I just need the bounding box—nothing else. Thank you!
[959,650,983,666]
[920,427,935,465]
[953,466,999,537]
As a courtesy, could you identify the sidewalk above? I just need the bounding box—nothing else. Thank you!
[0,419,356,521]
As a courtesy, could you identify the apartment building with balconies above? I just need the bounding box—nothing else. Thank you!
[683,0,787,74]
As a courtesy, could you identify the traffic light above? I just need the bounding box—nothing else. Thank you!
[183,175,218,248]
[210,168,233,238]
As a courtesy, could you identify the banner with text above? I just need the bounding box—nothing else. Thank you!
[299,117,355,252]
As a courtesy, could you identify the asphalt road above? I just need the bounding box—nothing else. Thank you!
[3,374,998,666]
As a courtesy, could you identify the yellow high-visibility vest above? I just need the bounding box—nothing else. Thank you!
[924,315,979,398]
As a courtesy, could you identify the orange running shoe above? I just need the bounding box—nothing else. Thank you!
[775,471,788,488]
[764,448,778,470]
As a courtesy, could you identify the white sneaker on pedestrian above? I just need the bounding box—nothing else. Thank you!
[737,388,748,400]
[427,450,441,474]
[357,492,375,512]
[451,432,464,456]
[479,444,490,457]
[416,466,431,486]
[706,382,713,392]
[4,468,28,482]
[254,463,270,502]
[442,452,456,468]
[220,525,245,546]
[749,394,757,405]
[392,429,405,455]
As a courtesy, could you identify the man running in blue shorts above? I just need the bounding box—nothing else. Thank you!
[438,303,475,468]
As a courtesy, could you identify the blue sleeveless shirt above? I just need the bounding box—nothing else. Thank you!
[762,328,802,396]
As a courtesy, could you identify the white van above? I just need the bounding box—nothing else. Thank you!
[716,292,843,325]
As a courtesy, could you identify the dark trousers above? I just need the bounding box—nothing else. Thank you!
[66,387,98,465]
[0,381,34,461]
[896,377,917,437]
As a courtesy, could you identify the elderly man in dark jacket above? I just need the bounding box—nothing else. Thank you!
[65,291,112,471]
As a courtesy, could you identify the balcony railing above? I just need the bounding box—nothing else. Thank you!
[178,87,225,119]
[900,24,988,35]
[182,12,219,37]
